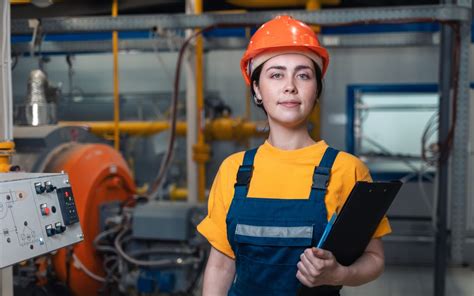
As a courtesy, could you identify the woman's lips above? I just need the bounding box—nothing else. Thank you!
[278,101,301,108]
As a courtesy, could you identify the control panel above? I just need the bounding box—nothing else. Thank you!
[0,173,83,268]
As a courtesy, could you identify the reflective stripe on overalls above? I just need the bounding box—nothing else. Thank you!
[226,146,342,296]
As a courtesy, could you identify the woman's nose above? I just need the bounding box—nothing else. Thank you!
[283,77,297,94]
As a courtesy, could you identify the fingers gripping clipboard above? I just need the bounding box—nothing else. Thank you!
[320,181,402,266]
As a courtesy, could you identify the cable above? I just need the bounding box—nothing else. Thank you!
[421,111,439,165]
[94,225,123,247]
[113,226,202,267]
[72,253,106,283]
[11,54,18,71]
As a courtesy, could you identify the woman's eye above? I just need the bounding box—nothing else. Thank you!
[270,73,283,79]
[298,73,311,80]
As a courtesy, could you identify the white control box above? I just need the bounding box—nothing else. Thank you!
[0,173,84,268]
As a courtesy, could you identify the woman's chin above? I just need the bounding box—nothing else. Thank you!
[271,116,307,129]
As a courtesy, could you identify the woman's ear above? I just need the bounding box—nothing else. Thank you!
[253,80,261,100]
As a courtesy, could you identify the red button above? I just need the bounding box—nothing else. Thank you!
[65,191,70,197]
[41,205,50,216]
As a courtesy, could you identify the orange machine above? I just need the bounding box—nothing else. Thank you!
[42,143,135,295]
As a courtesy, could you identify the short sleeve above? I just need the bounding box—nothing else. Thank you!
[197,160,236,259]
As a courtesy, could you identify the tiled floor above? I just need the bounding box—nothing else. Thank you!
[342,266,474,296]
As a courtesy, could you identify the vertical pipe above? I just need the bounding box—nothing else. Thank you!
[245,27,251,121]
[112,0,120,150]
[0,1,14,295]
[434,2,454,295]
[0,0,13,143]
[0,268,13,296]
[194,0,207,202]
[306,0,321,141]
[450,18,471,263]
[185,0,198,203]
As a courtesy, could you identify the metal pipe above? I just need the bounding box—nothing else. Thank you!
[9,0,31,3]
[185,0,198,203]
[306,0,321,141]
[169,184,188,200]
[227,0,339,8]
[245,27,251,122]
[59,120,186,136]
[112,0,120,150]
[0,2,15,295]
[1,0,13,143]
[449,16,471,266]
[434,0,454,294]
[58,119,267,139]
[10,6,471,34]
[355,105,438,111]
[194,0,207,203]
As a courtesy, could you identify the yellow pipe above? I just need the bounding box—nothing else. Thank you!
[204,117,268,140]
[9,0,31,3]
[194,0,208,203]
[59,121,187,137]
[226,0,339,8]
[59,118,268,139]
[208,9,247,14]
[112,0,120,151]
[0,142,15,173]
[169,184,188,200]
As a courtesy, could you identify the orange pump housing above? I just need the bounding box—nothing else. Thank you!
[43,143,135,296]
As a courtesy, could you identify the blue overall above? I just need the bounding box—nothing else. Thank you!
[226,146,342,296]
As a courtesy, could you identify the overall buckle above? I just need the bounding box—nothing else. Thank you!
[235,165,253,188]
[312,166,330,190]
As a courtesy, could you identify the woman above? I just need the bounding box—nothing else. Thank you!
[197,15,390,296]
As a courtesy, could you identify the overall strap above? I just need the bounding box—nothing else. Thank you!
[309,147,339,201]
[233,147,258,199]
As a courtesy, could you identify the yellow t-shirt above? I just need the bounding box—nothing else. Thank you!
[197,140,391,259]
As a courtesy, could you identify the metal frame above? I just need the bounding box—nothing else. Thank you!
[10,32,441,55]
[450,20,471,265]
[10,5,471,34]
[1,1,14,295]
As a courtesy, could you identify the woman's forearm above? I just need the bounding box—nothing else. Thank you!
[202,247,236,296]
[340,238,385,286]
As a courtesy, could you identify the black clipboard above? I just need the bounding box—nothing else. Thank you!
[321,181,402,266]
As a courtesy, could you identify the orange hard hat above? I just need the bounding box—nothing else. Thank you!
[240,15,329,85]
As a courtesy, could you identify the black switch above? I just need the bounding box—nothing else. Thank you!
[54,222,66,234]
[44,181,56,193]
[45,225,55,237]
[35,182,45,194]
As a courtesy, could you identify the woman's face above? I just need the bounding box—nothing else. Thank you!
[253,53,318,129]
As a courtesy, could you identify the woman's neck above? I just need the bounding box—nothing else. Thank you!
[267,122,316,150]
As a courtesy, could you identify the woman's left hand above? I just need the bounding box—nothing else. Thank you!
[296,247,348,287]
